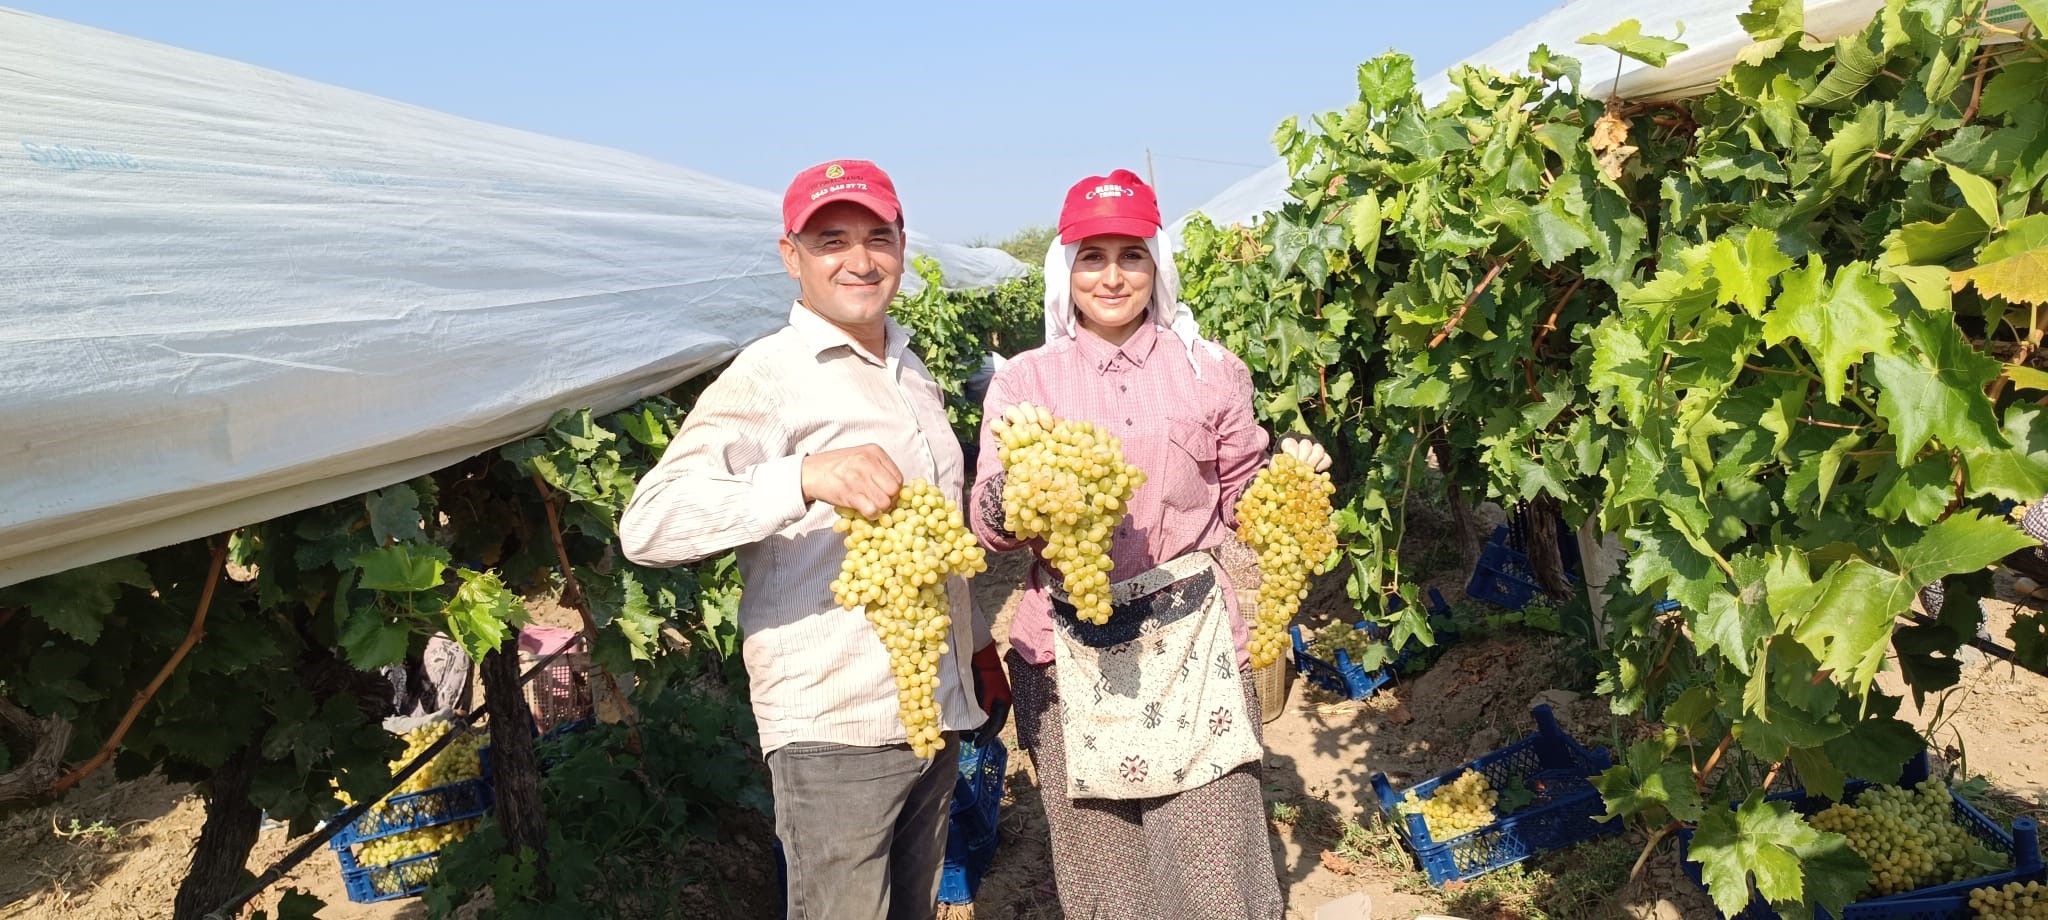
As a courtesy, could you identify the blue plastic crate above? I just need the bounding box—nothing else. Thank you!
[1677,753,2046,919]
[1370,704,1618,885]
[337,844,442,903]
[940,736,1008,904]
[1290,622,1397,699]
[328,777,493,849]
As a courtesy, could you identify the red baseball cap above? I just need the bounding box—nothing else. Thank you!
[1057,169,1160,243]
[782,159,901,234]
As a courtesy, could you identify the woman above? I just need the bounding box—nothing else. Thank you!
[969,169,1327,919]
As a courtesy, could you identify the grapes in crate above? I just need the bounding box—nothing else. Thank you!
[1808,778,2002,896]
[1399,770,1499,840]
[1304,622,1388,671]
[1972,880,2048,919]
[990,402,1145,626]
[335,720,486,818]
[1238,454,1338,668]
[832,479,989,759]
[358,818,479,876]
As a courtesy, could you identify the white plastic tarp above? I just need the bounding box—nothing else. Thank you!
[1174,0,1983,235]
[0,9,1025,589]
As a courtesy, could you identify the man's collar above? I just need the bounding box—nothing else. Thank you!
[788,301,908,365]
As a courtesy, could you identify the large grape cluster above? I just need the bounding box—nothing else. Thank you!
[1810,780,1981,895]
[991,402,1145,626]
[1402,769,1499,841]
[831,479,988,759]
[1237,453,1338,668]
[1972,881,2048,919]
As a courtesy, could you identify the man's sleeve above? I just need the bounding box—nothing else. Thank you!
[620,362,809,567]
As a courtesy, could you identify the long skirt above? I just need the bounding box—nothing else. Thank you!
[1008,650,1285,920]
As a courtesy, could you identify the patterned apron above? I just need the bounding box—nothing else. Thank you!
[1048,551,1260,800]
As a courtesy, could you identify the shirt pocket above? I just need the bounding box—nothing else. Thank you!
[1162,417,1221,513]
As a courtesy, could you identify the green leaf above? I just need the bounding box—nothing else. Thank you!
[1709,228,1795,316]
[1738,0,1804,40]
[1884,208,1991,266]
[1356,55,1417,112]
[1525,192,1593,266]
[1785,830,1871,919]
[1947,165,2003,231]
[1578,19,1690,67]
[1869,455,1955,524]
[1870,309,2005,460]
[1820,104,1886,188]
[444,569,529,663]
[1888,510,2035,585]
[1953,242,2048,306]
[1804,29,1889,109]
[1344,193,1382,263]
[351,543,450,593]
[1790,559,1916,692]
[1691,555,1772,673]
[1690,795,1820,913]
[1596,733,1705,822]
[1759,257,1899,405]
[337,608,410,670]
[2011,610,2048,673]
[364,484,424,545]
[1821,715,1922,790]
[1,557,152,644]
[1967,406,2048,501]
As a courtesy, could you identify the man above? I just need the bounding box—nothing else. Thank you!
[620,159,1010,920]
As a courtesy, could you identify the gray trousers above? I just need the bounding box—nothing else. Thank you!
[768,733,960,920]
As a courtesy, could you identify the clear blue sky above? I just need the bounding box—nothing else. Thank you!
[12,1,1559,242]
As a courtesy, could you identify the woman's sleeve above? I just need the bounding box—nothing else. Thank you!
[1213,352,1271,527]
[970,369,1029,552]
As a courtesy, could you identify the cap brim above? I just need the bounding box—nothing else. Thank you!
[1059,216,1160,243]
[787,191,901,234]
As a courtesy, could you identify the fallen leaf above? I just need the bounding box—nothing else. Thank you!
[1320,849,1357,875]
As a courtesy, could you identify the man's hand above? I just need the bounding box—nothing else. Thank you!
[801,444,904,518]
[1277,433,1333,473]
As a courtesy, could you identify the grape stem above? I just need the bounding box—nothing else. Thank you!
[1695,732,1734,791]
[1629,819,1681,883]
[50,535,229,797]
[1428,247,1521,349]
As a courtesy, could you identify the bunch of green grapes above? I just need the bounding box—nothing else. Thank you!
[1972,880,2048,919]
[1810,780,1980,895]
[331,721,483,807]
[1236,453,1338,668]
[990,402,1145,625]
[356,818,480,871]
[1401,770,1498,840]
[831,479,988,759]
[1305,622,1383,668]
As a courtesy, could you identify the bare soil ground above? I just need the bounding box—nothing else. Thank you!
[8,551,2048,919]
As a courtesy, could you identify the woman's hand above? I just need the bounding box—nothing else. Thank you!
[1277,433,1332,473]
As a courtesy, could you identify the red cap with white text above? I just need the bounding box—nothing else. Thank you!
[782,159,901,234]
[1057,169,1160,243]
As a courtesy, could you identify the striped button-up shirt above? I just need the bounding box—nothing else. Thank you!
[970,320,1271,667]
[621,302,988,755]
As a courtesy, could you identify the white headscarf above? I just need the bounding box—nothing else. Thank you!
[1042,233,1226,379]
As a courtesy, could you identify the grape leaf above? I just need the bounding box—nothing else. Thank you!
[1690,795,1819,913]
[1870,309,2006,461]
[1952,233,2048,306]
[444,569,529,664]
[1760,257,1898,406]
[364,483,424,545]
[1738,0,1804,41]
[1579,19,1690,68]
[1887,511,2035,586]
[1947,165,2003,231]
[1709,228,1795,316]
[337,608,410,671]
[1596,732,1704,823]
[351,543,450,593]
[2011,611,2048,673]
[1789,559,1915,693]
[1884,207,1991,266]
[1,557,153,644]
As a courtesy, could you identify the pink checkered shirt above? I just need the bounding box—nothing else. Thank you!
[971,320,1271,667]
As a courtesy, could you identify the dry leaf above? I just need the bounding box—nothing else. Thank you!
[1591,110,1632,152]
[1598,143,1640,181]
[1320,848,1357,875]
